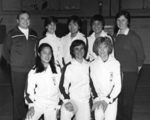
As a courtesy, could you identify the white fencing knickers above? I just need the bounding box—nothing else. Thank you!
[95,99,118,120]
[25,104,59,120]
[61,98,91,120]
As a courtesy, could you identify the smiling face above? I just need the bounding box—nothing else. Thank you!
[46,22,56,34]
[68,20,79,35]
[92,20,103,34]
[117,15,128,31]
[39,46,52,67]
[17,13,30,29]
[73,44,85,61]
[97,43,109,60]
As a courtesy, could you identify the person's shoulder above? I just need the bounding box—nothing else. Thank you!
[28,67,36,76]
[7,26,20,35]
[111,57,120,66]
[61,33,69,39]
[128,29,139,37]
[29,28,37,36]
[128,29,141,40]
[39,35,46,42]
[90,59,98,66]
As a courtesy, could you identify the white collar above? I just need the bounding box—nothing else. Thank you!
[117,28,129,36]
[18,26,29,32]
[97,55,114,62]
[68,31,84,39]
[71,58,87,65]
[91,30,107,38]
[46,32,56,37]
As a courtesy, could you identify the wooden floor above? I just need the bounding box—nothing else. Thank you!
[0,64,150,120]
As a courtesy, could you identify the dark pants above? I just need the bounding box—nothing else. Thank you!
[11,71,28,120]
[117,72,138,120]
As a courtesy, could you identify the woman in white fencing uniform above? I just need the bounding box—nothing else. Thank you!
[90,37,121,120]
[25,43,61,120]
[59,40,98,120]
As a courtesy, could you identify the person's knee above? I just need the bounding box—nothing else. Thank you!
[95,108,104,120]
[61,105,71,115]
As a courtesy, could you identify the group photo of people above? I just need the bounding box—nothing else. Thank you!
[2,9,145,120]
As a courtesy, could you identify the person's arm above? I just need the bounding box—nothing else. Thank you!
[131,33,146,71]
[59,65,71,102]
[106,61,122,104]
[90,65,101,103]
[89,67,98,99]
[2,32,12,64]
[24,70,36,108]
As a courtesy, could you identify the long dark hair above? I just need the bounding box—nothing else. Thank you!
[34,43,57,74]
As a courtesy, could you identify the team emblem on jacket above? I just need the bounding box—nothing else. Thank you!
[110,72,113,81]
[52,76,56,85]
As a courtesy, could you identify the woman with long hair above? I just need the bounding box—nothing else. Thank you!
[25,43,61,120]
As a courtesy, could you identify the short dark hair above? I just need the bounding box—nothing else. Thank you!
[44,16,58,27]
[90,14,105,30]
[35,43,57,74]
[70,40,86,58]
[93,37,113,56]
[17,11,30,20]
[67,15,82,30]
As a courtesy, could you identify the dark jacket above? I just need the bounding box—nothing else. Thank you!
[2,26,38,72]
[114,29,145,72]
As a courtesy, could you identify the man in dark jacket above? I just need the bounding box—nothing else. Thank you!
[2,11,38,120]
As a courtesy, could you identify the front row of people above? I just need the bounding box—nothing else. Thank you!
[24,36,121,120]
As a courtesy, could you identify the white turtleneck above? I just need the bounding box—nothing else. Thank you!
[18,26,29,40]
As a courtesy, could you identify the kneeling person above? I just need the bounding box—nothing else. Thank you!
[59,40,97,120]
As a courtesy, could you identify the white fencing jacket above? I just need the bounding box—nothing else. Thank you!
[90,56,121,104]
[87,30,114,61]
[59,59,97,103]
[39,33,63,67]
[25,65,61,108]
[61,32,86,64]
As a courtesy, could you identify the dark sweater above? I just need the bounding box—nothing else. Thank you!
[114,30,145,72]
[2,26,38,72]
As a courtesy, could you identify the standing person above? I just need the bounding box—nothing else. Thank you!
[2,11,38,120]
[39,16,63,68]
[87,14,114,61]
[90,37,121,120]
[24,43,61,120]
[114,10,145,120]
[61,15,87,65]
[59,40,97,120]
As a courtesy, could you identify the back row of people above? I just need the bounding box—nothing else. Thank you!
[2,10,145,120]
[39,13,114,67]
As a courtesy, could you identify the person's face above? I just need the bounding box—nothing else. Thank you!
[92,20,103,34]
[39,46,52,67]
[73,44,85,60]
[46,22,56,34]
[17,13,30,29]
[97,43,109,58]
[117,15,128,30]
[68,21,79,34]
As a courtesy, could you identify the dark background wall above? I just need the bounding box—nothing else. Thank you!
[0,0,150,64]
